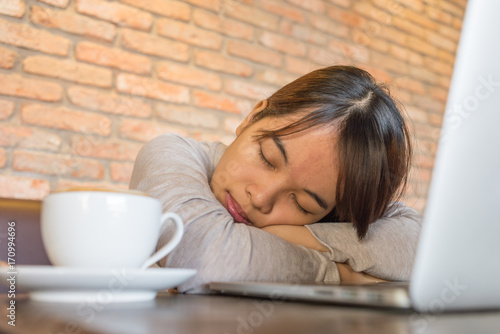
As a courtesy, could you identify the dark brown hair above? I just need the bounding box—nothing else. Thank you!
[252,65,412,240]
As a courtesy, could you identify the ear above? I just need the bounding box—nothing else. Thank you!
[236,99,268,136]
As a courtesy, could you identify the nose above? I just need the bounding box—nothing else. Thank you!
[246,181,280,214]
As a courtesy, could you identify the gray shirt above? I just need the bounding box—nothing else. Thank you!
[129,133,423,293]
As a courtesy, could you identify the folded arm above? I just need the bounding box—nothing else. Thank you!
[129,134,340,293]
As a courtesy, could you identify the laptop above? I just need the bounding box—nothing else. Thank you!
[210,0,500,312]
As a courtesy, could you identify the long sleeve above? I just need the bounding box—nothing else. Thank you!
[306,202,423,281]
[129,133,340,293]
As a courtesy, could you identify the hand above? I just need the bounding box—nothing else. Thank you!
[261,225,328,252]
[261,225,388,283]
[336,262,388,283]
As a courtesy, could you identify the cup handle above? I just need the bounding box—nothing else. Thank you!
[140,212,184,270]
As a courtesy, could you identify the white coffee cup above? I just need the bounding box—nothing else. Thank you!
[41,189,183,270]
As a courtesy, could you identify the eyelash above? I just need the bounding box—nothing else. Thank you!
[259,143,309,215]
[292,194,310,215]
[259,144,275,169]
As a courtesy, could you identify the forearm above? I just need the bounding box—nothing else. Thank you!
[262,225,389,283]
[130,134,340,293]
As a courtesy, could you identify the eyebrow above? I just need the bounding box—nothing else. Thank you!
[271,136,329,211]
[272,136,288,165]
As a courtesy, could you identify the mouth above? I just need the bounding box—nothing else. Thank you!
[225,192,251,225]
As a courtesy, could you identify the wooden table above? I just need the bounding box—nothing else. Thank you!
[1,292,500,334]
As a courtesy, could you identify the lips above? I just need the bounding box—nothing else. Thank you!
[225,192,251,225]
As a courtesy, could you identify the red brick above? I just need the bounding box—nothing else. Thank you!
[0,73,62,102]
[223,116,242,134]
[0,125,61,151]
[23,55,113,88]
[327,6,365,28]
[437,1,465,17]
[438,24,461,42]
[258,31,307,57]
[255,68,295,87]
[308,14,349,39]
[378,25,407,46]
[182,0,220,12]
[0,45,16,69]
[309,46,345,66]
[0,0,25,17]
[13,150,104,179]
[409,66,439,86]
[327,0,350,8]
[389,44,424,66]
[406,36,439,58]
[404,8,438,30]
[395,76,426,95]
[418,138,439,156]
[371,52,408,75]
[0,148,5,167]
[37,0,69,8]
[328,38,370,63]
[414,152,435,169]
[428,112,443,128]
[157,18,223,50]
[21,103,111,136]
[119,0,190,21]
[352,2,391,24]
[424,4,453,25]
[0,99,14,120]
[287,0,324,13]
[413,166,432,183]
[424,57,454,77]
[155,103,219,130]
[227,41,282,68]
[56,179,128,192]
[285,56,314,76]
[286,24,327,46]
[425,30,456,53]
[405,106,428,124]
[194,50,253,77]
[223,2,279,31]
[261,1,305,23]
[76,42,151,75]
[0,17,69,56]
[224,78,275,101]
[116,73,190,104]
[430,86,448,103]
[193,90,252,114]
[70,135,142,161]
[30,5,115,43]
[76,0,153,31]
[192,8,254,41]
[121,28,189,62]
[391,16,425,39]
[110,161,134,182]
[120,118,188,142]
[359,65,392,83]
[156,61,221,92]
[0,175,50,200]
[371,0,406,16]
[67,85,152,118]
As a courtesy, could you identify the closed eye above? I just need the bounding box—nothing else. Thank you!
[259,144,275,169]
[292,194,310,215]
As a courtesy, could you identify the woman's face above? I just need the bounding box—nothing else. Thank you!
[210,111,339,228]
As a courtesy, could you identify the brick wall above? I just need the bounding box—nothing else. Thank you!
[0,0,467,213]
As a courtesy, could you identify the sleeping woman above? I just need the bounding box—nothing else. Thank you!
[129,65,423,293]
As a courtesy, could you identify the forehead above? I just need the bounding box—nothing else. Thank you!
[279,127,338,195]
[251,117,339,205]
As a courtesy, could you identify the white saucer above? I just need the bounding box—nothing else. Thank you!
[0,265,196,303]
